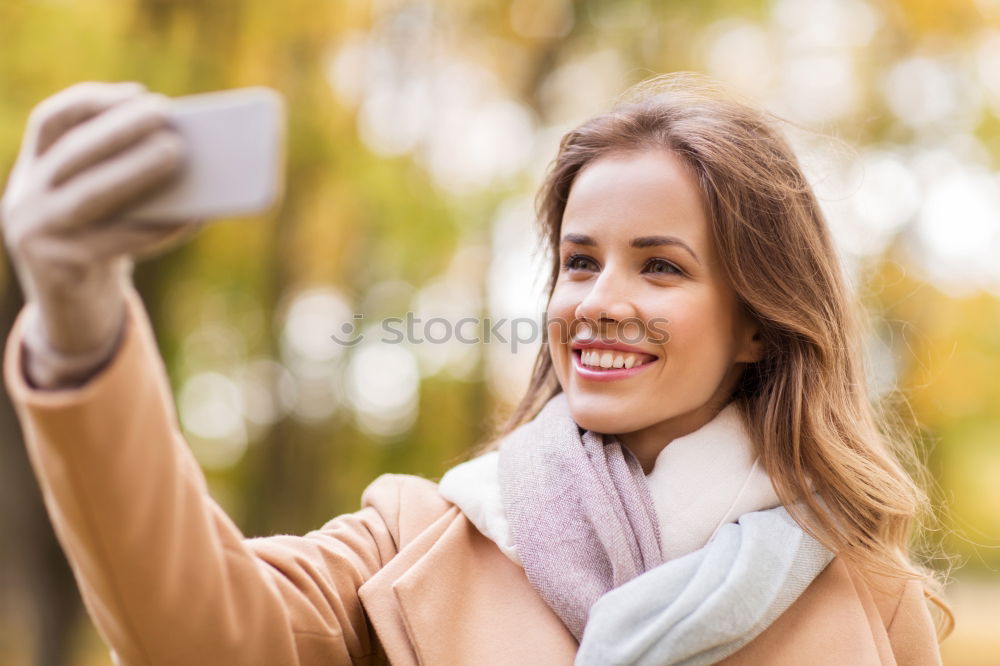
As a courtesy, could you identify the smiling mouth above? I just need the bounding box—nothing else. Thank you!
[573,348,658,370]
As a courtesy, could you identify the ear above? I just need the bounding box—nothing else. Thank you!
[734,320,765,364]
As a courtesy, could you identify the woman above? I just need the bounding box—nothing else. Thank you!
[1,78,951,664]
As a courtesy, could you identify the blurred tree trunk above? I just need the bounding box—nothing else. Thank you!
[0,268,84,666]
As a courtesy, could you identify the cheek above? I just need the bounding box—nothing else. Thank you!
[545,291,572,321]
[661,294,739,363]
[545,289,578,344]
[546,284,577,318]
[545,292,574,381]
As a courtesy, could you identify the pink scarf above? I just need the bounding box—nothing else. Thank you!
[497,392,664,640]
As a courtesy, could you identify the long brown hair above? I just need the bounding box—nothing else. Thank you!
[478,73,954,639]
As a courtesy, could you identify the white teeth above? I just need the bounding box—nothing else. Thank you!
[579,349,650,369]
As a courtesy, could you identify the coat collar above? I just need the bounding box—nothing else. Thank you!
[359,507,577,665]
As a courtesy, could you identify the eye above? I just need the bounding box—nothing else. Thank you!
[644,258,684,276]
[562,253,598,272]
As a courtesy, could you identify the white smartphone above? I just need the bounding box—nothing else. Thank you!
[122,86,286,222]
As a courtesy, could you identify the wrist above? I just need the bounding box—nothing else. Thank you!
[22,297,128,390]
[27,258,130,355]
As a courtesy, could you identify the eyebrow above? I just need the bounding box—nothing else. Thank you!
[560,233,701,265]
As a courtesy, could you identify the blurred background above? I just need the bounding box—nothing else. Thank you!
[1,0,999,663]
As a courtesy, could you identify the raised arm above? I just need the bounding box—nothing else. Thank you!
[0,82,396,665]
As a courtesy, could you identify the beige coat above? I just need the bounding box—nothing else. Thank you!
[4,285,943,665]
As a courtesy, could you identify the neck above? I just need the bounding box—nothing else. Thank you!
[616,401,731,474]
[615,367,745,474]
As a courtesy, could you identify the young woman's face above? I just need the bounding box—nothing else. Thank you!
[546,149,762,446]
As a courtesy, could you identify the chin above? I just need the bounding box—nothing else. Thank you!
[565,397,652,436]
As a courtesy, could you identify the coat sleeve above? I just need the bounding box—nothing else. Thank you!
[886,579,944,666]
[3,284,402,666]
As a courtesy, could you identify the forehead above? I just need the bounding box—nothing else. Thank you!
[561,149,710,246]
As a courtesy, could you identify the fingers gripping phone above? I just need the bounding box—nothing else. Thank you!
[122,87,286,222]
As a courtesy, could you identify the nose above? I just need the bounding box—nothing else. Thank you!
[573,265,638,329]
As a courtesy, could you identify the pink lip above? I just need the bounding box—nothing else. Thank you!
[571,349,657,382]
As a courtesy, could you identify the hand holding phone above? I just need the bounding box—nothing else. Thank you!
[122,86,286,222]
[0,82,286,387]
